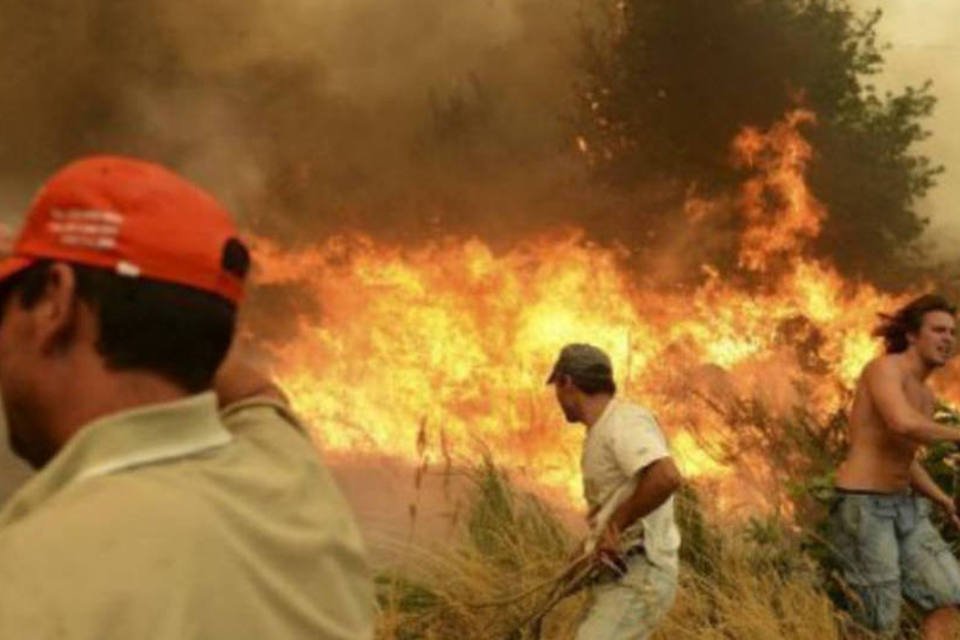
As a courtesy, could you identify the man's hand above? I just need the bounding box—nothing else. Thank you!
[593,523,626,575]
[213,342,287,408]
[939,496,960,530]
[909,460,959,528]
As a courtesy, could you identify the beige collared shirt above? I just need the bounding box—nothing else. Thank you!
[0,393,374,639]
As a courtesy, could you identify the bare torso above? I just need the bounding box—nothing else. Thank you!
[835,354,934,492]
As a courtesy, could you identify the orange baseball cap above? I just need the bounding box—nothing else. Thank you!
[0,155,247,304]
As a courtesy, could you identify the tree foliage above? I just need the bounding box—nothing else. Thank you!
[578,0,941,287]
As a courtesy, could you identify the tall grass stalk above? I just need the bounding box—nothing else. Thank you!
[373,460,904,640]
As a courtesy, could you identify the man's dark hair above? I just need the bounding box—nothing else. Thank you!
[570,375,617,396]
[0,261,238,392]
[873,294,957,354]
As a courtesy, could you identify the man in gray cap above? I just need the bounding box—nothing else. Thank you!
[548,343,682,640]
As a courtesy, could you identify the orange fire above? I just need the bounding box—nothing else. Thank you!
[250,111,909,506]
[733,110,824,272]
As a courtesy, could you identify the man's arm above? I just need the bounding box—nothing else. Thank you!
[213,344,288,408]
[866,360,960,444]
[596,457,682,556]
[910,459,952,505]
[910,459,960,528]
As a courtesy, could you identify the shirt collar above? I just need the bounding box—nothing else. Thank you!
[589,397,618,431]
[0,392,232,527]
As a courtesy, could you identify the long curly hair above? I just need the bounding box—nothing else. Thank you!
[873,294,957,354]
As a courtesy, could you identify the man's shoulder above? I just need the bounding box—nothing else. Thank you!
[610,399,660,428]
[865,352,904,373]
[17,470,214,530]
[218,401,340,485]
[600,400,665,447]
[861,353,909,386]
[220,399,310,447]
[0,472,219,570]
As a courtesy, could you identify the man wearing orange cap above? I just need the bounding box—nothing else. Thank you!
[0,156,373,638]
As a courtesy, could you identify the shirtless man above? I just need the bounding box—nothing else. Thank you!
[833,294,960,638]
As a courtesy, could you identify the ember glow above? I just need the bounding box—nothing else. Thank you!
[252,112,906,505]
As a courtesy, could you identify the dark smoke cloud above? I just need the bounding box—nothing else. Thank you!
[0,0,609,245]
[4,1,948,280]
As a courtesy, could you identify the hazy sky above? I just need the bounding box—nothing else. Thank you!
[855,0,960,257]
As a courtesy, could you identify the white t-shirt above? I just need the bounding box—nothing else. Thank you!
[581,398,681,571]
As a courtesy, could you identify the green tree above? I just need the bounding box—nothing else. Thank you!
[578,0,941,287]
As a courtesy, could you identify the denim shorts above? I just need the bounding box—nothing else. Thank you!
[830,491,960,634]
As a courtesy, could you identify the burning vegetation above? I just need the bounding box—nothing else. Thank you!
[0,1,956,637]
[249,110,923,514]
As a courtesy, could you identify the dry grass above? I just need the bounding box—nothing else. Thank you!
[375,462,585,639]
[657,539,843,640]
[368,386,960,638]
[371,461,916,640]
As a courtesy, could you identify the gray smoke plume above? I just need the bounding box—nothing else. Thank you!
[0,1,954,265]
[0,0,600,244]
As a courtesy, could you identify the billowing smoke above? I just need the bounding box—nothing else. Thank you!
[0,0,600,244]
[3,1,954,275]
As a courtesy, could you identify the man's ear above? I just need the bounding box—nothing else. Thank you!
[34,262,82,356]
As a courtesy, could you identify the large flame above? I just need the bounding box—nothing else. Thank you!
[733,110,824,272]
[251,112,909,506]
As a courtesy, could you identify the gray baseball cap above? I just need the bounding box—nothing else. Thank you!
[546,343,614,385]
